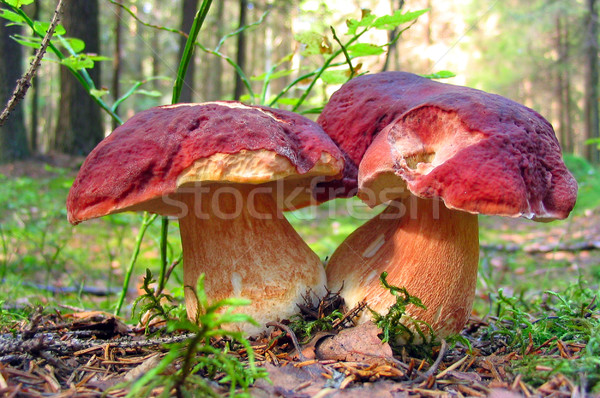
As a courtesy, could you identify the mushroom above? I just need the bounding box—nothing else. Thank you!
[67,101,344,335]
[318,72,578,342]
[315,71,450,200]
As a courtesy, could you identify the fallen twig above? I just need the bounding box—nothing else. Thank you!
[481,240,600,253]
[266,321,307,361]
[411,339,448,384]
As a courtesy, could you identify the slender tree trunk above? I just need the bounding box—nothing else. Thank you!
[29,1,40,153]
[178,0,198,103]
[555,12,573,153]
[151,28,160,92]
[206,0,225,101]
[562,23,573,154]
[555,14,565,149]
[0,13,29,163]
[234,0,248,100]
[585,0,599,163]
[381,0,404,72]
[112,0,123,130]
[53,0,103,155]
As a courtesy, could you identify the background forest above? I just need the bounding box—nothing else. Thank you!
[1,0,599,163]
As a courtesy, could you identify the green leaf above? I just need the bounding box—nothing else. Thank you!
[299,106,324,115]
[295,31,331,55]
[55,37,85,53]
[87,55,111,62]
[59,53,110,70]
[134,89,162,97]
[90,88,109,99]
[275,97,300,106]
[4,0,34,8]
[251,68,295,82]
[238,94,254,103]
[346,9,377,35]
[373,9,428,30]
[321,70,350,85]
[346,43,384,57]
[585,137,600,148]
[60,54,94,70]
[421,70,456,79]
[33,21,66,36]
[11,34,41,49]
[0,9,25,23]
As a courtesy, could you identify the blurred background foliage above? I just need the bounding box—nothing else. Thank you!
[0,0,599,162]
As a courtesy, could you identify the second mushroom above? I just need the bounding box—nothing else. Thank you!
[319,72,578,342]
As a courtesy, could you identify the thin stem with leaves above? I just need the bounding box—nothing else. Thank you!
[114,213,158,316]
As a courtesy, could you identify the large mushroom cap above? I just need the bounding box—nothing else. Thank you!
[359,89,578,220]
[67,101,344,223]
[316,72,578,216]
[316,72,448,198]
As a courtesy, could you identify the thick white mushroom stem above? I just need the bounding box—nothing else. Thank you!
[178,184,326,335]
[326,196,479,342]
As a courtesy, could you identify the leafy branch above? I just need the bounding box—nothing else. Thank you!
[267,8,429,112]
[0,0,123,124]
[0,0,64,126]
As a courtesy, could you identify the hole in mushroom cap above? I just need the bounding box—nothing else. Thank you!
[405,152,436,170]
[390,107,485,177]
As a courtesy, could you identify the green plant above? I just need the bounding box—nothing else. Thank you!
[0,0,122,123]
[289,308,345,343]
[132,269,182,334]
[484,281,600,391]
[0,300,27,330]
[122,274,268,398]
[262,8,431,112]
[370,272,432,345]
[585,137,600,150]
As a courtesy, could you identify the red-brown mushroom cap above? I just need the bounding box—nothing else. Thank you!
[359,89,578,220]
[316,72,578,217]
[316,72,449,199]
[67,102,344,224]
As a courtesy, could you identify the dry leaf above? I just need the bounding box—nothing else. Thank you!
[315,322,393,365]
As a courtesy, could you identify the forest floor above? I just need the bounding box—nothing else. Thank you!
[0,156,599,397]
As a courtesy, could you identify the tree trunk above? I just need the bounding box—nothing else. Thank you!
[555,12,573,153]
[585,0,599,163]
[151,28,160,92]
[0,12,29,163]
[28,1,40,153]
[234,0,248,100]
[111,0,123,130]
[53,0,103,155]
[206,0,225,101]
[381,0,405,72]
[178,0,198,103]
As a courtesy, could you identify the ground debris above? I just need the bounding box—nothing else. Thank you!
[0,310,193,397]
[0,309,598,397]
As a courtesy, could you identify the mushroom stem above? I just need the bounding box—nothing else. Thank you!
[178,184,326,334]
[326,196,479,341]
